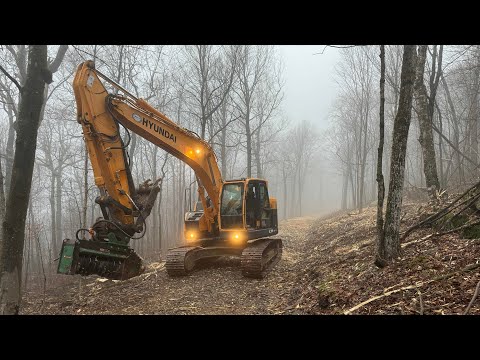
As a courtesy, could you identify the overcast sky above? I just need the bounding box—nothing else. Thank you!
[278,45,341,130]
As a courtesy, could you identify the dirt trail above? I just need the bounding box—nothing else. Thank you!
[24,202,480,315]
[22,216,317,315]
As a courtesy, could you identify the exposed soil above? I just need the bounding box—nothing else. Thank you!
[22,201,480,315]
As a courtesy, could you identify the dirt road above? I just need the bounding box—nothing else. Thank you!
[22,217,316,315]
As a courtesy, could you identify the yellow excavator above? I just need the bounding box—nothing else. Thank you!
[57,60,282,280]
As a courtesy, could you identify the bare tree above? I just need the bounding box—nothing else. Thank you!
[0,45,51,314]
[179,45,236,140]
[414,45,440,193]
[376,45,386,264]
[234,45,273,177]
[376,45,417,266]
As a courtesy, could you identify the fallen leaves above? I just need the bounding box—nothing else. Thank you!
[20,200,480,315]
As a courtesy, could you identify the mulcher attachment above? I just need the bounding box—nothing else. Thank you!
[57,238,144,280]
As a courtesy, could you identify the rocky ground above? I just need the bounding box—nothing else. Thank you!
[22,201,480,315]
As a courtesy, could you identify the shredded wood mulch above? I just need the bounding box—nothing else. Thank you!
[22,200,480,315]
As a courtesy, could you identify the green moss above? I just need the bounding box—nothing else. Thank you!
[435,213,469,231]
[462,224,480,239]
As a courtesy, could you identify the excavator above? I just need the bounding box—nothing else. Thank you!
[57,60,282,280]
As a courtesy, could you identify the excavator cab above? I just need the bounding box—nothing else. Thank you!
[220,179,276,230]
[218,179,278,245]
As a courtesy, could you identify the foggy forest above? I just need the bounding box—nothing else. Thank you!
[0,45,480,315]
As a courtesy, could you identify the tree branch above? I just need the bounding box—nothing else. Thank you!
[464,279,480,315]
[0,64,22,93]
[48,45,68,73]
[345,262,480,315]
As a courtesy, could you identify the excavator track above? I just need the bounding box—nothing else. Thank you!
[241,238,282,279]
[165,246,201,276]
[166,246,243,276]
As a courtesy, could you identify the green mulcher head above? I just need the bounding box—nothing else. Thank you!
[57,238,145,280]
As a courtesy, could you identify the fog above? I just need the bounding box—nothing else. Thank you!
[277,45,343,217]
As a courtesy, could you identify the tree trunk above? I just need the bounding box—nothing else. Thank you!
[298,164,302,216]
[441,74,463,183]
[468,48,480,173]
[359,104,369,211]
[5,109,15,194]
[437,107,445,187]
[375,45,386,266]
[55,172,62,248]
[0,45,48,314]
[0,158,5,236]
[414,45,440,192]
[246,106,252,178]
[378,45,417,264]
[49,173,56,256]
[282,164,288,219]
[255,129,263,178]
[341,170,348,210]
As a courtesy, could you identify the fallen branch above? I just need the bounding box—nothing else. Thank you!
[401,180,480,242]
[344,283,423,315]
[463,279,480,315]
[432,218,480,237]
[401,218,480,250]
[402,234,433,249]
[344,262,480,315]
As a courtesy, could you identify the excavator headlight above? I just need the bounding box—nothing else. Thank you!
[231,232,244,244]
[195,149,201,155]
[187,231,196,242]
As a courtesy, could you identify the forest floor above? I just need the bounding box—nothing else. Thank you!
[22,199,480,315]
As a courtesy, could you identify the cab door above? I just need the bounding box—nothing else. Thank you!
[246,180,272,229]
[258,181,272,228]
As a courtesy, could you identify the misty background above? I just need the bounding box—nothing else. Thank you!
[280,45,342,215]
[4,45,467,274]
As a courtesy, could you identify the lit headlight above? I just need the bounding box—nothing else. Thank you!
[231,233,243,244]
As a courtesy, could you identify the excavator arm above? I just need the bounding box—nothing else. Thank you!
[57,60,223,279]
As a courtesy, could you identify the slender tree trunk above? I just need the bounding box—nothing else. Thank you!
[5,109,15,193]
[378,45,417,264]
[0,158,5,232]
[220,103,227,178]
[441,74,463,183]
[24,202,34,292]
[55,172,62,247]
[375,45,386,266]
[359,105,369,211]
[437,107,445,187]
[255,129,263,178]
[246,106,252,178]
[298,164,302,216]
[49,173,56,256]
[468,48,480,173]
[0,45,48,314]
[414,45,440,192]
[341,170,348,210]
